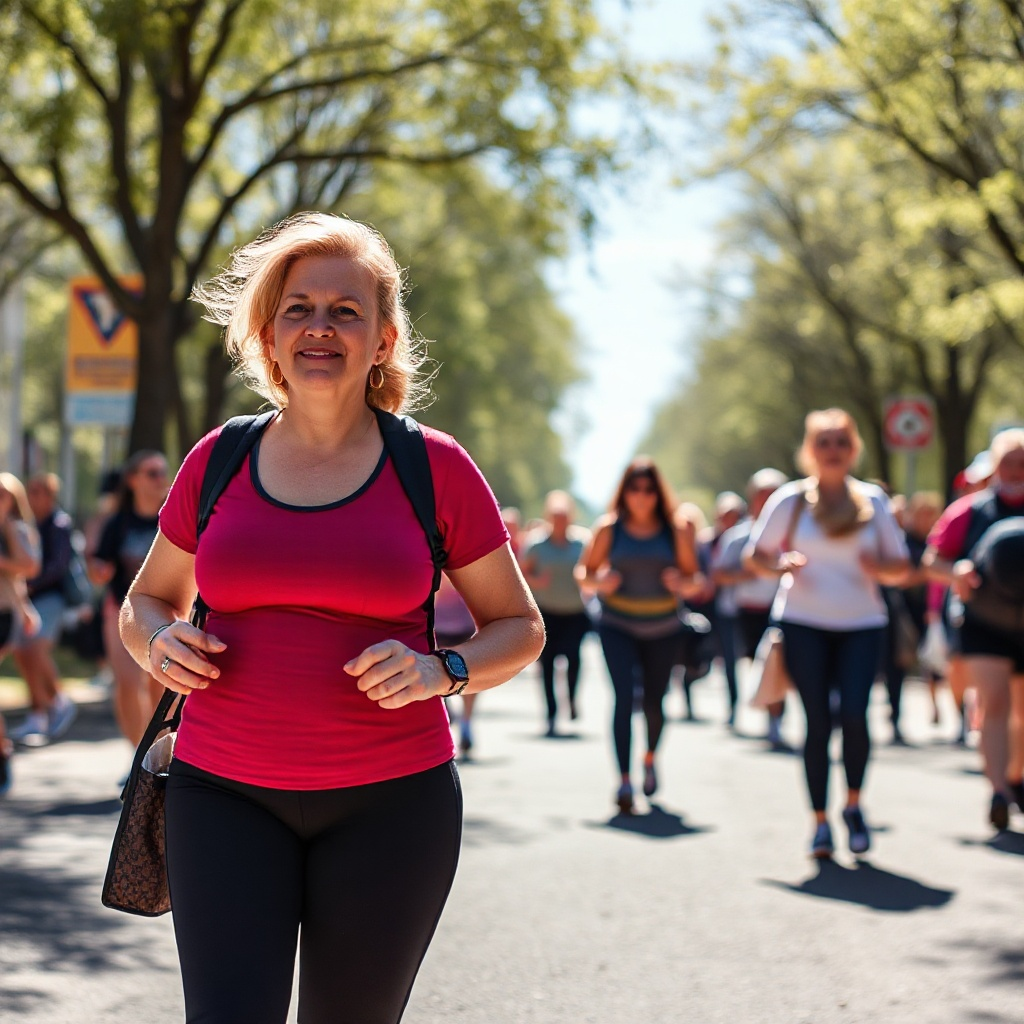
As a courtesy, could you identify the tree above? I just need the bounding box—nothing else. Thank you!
[0,0,646,452]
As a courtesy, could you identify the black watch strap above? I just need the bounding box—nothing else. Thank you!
[431,649,469,696]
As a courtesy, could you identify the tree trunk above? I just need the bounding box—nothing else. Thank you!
[203,343,232,434]
[936,345,970,501]
[129,308,176,454]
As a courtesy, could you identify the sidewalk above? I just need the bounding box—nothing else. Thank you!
[1,641,1022,1022]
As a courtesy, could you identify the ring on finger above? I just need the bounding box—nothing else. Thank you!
[161,656,172,674]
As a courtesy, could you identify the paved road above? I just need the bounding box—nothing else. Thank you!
[2,641,1022,1023]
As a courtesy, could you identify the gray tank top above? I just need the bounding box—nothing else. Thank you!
[599,521,681,639]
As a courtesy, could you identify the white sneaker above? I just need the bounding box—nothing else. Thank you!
[47,694,78,739]
[10,711,49,745]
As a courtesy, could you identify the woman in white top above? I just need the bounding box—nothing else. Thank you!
[746,410,908,858]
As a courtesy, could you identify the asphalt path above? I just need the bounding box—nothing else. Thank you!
[1,640,1022,1023]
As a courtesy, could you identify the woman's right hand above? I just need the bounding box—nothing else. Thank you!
[951,559,981,603]
[148,621,227,694]
[778,550,807,575]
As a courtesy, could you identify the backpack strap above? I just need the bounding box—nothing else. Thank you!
[191,411,277,627]
[374,407,448,648]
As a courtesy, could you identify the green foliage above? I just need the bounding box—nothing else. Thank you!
[654,0,1024,495]
[0,0,656,453]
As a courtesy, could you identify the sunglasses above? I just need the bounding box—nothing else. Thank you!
[139,466,168,479]
[813,435,852,450]
[625,480,657,495]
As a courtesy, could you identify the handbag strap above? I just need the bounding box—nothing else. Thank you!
[782,485,808,552]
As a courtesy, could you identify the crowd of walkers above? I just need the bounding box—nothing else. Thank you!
[3,406,1024,859]
[508,408,1024,859]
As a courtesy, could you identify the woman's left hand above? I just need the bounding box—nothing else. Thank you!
[345,640,451,709]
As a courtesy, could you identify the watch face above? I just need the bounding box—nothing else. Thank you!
[442,650,469,682]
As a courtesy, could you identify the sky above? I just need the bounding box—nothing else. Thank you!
[551,0,727,509]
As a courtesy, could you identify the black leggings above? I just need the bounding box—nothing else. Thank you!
[165,759,462,1024]
[538,610,590,720]
[599,624,679,773]
[780,623,884,812]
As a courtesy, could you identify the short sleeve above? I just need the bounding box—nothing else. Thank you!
[869,491,909,561]
[748,482,804,556]
[927,494,976,561]
[158,427,223,555]
[713,525,746,572]
[94,513,121,564]
[424,428,509,571]
[15,521,40,564]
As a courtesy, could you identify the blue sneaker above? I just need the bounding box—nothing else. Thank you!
[47,695,78,740]
[811,822,834,859]
[842,806,872,854]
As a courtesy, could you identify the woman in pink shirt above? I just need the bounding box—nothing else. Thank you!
[118,213,543,1024]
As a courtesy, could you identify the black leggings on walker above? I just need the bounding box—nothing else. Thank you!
[165,758,463,1024]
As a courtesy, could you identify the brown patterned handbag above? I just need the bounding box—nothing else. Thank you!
[100,690,184,916]
[101,413,275,917]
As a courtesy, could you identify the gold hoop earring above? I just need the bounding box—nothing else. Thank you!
[269,362,285,387]
[369,364,385,390]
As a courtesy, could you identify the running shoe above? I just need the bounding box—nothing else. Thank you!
[9,711,48,746]
[1008,779,1024,812]
[458,721,473,758]
[990,793,1010,831]
[642,759,658,797]
[616,781,634,815]
[810,822,834,859]
[842,806,871,855]
[0,742,11,797]
[47,694,78,740]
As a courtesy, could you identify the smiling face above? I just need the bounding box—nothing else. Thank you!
[269,255,393,400]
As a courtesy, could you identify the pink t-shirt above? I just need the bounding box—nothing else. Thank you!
[928,490,1024,560]
[159,422,508,789]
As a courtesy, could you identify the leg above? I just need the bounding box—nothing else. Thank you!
[599,625,639,788]
[165,763,303,1024]
[966,655,1014,798]
[538,611,561,726]
[637,633,679,757]
[834,628,885,801]
[563,613,589,717]
[103,598,157,747]
[1008,676,1024,792]
[780,623,834,814]
[718,615,739,719]
[297,763,462,1024]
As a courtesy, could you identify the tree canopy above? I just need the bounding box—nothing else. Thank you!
[0,0,649,453]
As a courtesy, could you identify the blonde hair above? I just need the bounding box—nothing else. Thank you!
[797,408,872,536]
[192,212,431,413]
[0,472,34,523]
[991,428,1024,471]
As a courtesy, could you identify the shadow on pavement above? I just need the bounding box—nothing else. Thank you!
[598,803,713,840]
[762,859,955,912]
[957,831,1024,857]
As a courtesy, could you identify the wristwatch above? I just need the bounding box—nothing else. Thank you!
[431,648,470,696]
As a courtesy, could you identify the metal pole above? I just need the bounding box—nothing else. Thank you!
[905,451,917,496]
[0,280,25,473]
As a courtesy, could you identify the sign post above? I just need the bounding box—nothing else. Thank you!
[883,395,936,493]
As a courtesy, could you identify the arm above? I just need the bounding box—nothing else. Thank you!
[922,545,979,602]
[119,532,225,691]
[344,543,545,707]
[662,519,704,599]
[28,522,73,594]
[0,521,41,579]
[573,519,620,598]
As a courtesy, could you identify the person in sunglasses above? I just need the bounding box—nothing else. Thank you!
[89,450,170,749]
[576,457,700,815]
[746,409,908,859]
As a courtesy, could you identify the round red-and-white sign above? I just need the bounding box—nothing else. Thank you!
[883,397,934,451]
